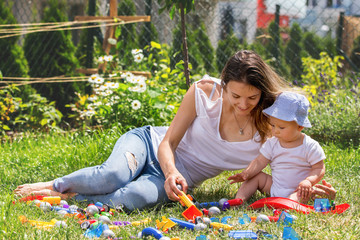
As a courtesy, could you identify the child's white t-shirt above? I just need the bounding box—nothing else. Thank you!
[260,135,326,198]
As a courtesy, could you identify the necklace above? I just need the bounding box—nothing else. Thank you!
[233,111,251,135]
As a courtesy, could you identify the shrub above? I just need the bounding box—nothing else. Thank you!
[285,22,303,80]
[23,0,82,116]
[0,85,63,136]
[216,31,240,73]
[67,42,196,131]
[0,0,29,78]
[350,36,360,71]
[116,0,138,68]
[194,21,216,75]
[303,31,323,59]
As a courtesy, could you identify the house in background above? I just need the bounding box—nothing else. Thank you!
[297,0,360,38]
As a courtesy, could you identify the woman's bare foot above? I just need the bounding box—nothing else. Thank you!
[14,181,55,197]
[31,189,77,200]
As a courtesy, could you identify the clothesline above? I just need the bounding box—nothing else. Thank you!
[0,17,149,39]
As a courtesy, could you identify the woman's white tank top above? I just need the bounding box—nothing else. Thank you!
[150,75,262,188]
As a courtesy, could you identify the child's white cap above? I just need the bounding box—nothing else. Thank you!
[263,91,312,128]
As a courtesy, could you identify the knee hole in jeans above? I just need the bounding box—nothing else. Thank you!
[125,151,138,175]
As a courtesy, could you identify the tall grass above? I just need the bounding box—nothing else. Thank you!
[0,129,359,239]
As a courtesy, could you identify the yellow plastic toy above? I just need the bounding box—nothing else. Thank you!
[156,216,177,231]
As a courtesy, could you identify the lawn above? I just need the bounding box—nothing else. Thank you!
[0,129,359,239]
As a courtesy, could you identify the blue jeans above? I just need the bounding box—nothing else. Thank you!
[53,126,169,212]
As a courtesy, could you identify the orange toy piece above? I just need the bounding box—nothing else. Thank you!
[182,205,203,221]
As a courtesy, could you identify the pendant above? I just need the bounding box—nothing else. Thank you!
[239,128,244,135]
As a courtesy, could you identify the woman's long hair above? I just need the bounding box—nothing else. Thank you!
[221,50,288,143]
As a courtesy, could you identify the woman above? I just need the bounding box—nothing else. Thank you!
[15,50,287,212]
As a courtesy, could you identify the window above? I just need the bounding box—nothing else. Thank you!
[327,0,333,7]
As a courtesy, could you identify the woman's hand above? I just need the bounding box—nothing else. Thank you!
[313,180,337,200]
[164,171,188,202]
[228,172,247,184]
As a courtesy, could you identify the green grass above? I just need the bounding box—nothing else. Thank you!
[0,130,359,239]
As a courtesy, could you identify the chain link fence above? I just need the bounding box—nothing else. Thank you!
[2,0,360,81]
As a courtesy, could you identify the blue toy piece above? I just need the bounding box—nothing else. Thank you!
[196,235,208,240]
[141,227,163,239]
[169,217,195,230]
[282,227,301,240]
[228,230,257,239]
[84,222,103,238]
[221,216,232,224]
[238,214,251,225]
[197,201,220,208]
[277,211,294,226]
[314,198,331,212]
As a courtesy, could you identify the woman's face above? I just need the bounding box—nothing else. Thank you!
[225,81,262,116]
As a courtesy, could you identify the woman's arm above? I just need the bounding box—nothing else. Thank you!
[157,83,198,201]
[228,154,270,184]
[313,179,336,200]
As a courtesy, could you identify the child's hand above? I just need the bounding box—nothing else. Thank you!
[228,172,247,184]
[297,179,312,200]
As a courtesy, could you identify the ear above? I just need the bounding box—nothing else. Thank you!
[298,126,304,131]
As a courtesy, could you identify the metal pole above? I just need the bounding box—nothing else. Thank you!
[274,4,280,67]
[145,0,152,48]
[336,11,344,55]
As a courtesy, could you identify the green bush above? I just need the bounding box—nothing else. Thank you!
[350,36,360,71]
[215,31,240,73]
[303,31,323,59]
[0,85,62,136]
[194,21,216,75]
[304,91,359,148]
[265,21,288,77]
[0,0,29,78]
[285,22,303,80]
[23,0,82,116]
[67,42,195,131]
[116,0,138,68]
[299,53,359,147]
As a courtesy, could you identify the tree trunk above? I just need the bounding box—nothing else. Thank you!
[180,4,190,88]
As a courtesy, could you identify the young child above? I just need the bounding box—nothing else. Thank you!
[228,91,326,203]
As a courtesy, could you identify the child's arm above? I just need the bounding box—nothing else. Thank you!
[297,160,326,200]
[228,154,270,184]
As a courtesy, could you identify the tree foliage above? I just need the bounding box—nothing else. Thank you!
[285,22,303,80]
[23,0,81,116]
[0,0,29,78]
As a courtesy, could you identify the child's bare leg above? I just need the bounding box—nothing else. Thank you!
[14,180,55,196]
[235,172,272,202]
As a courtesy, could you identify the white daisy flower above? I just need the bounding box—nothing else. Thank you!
[107,38,117,45]
[109,82,119,89]
[85,109,96,117]
[104,89,113,96]
[131,49,143,55]
[166,105,175,111]
[134,53,144,63]
[104,55,114,62]
[131,100,141,110]
[88,74,100,84]
[87,95,98,102]
[128,86,140,92]
[94,76,104,84]
[137,81,147,93]
[98,56,105,63]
